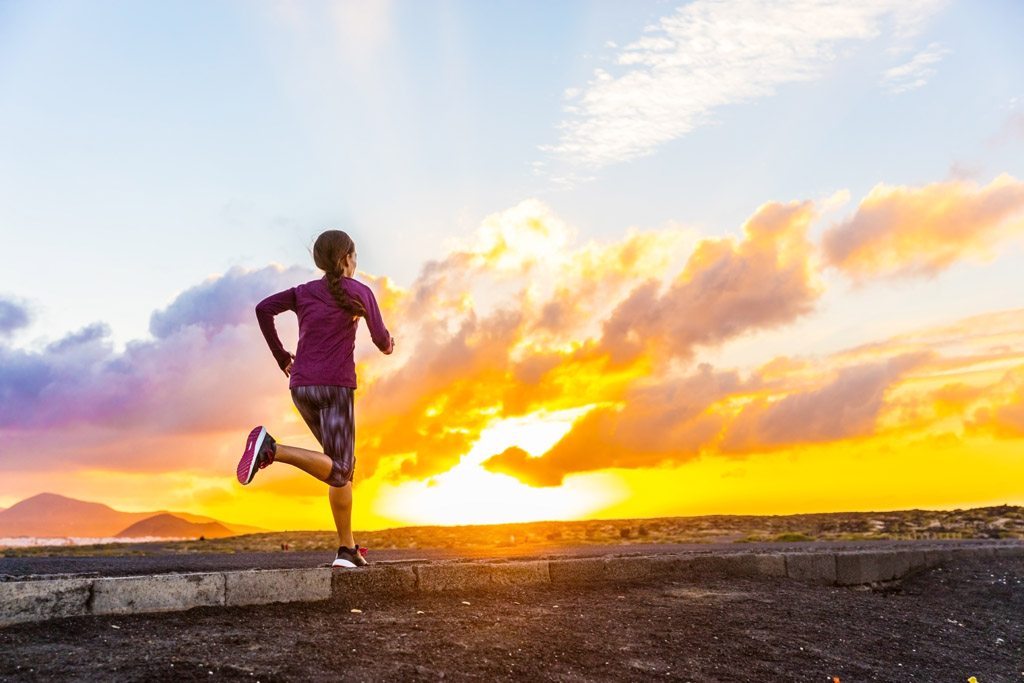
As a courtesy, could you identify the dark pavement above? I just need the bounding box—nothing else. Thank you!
[2,553,1021,682]
[1,538,1011,580]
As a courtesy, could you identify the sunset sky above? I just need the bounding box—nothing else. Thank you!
[2,0,1023,532]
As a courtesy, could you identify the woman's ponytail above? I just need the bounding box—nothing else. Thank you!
[313,230,368,318]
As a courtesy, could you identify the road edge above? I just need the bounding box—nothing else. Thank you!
[2,543,1021,626]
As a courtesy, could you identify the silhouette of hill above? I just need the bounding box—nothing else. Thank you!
[114,513,235,539]
[165,512,265,536]
[0,493,154,537]
[0,492,268,538]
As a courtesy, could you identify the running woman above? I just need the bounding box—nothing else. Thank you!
[237,229,394,568]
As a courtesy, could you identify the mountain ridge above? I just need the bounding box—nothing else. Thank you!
[0,492,268,539]
[115,513,236,539]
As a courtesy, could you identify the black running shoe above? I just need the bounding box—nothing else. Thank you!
[332,545,369,568]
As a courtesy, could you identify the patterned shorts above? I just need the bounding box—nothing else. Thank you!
[290,385,355,487]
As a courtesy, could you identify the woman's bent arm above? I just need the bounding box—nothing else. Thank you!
[255,288,297,370]
[362,288,393,354]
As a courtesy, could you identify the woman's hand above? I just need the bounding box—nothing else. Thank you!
[283,353,295,377]
[384,336,395,355]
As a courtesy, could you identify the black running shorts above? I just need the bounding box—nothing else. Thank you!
[290,385,355,487]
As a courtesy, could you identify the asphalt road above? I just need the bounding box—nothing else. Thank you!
[1,538,1010,580]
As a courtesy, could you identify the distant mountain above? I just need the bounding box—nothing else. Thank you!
[161,511,266,536]
[0,492,269,538]
[0,493,154,537]
[115,513,235,539]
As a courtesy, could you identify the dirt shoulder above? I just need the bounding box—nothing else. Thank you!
[1,554,1021,682]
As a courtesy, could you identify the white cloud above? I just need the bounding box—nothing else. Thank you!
[548,172,597,189]
[820,189,851,213]
[880,42,951,94]
[539,0,948,169]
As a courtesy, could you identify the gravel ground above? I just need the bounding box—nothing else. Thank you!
[1,554,1021,682]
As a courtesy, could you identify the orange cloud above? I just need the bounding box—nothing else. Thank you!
[718,351,935,454]
[595,200,824,365]
[831,307,1024,368]
[481,351,936,486]
[822,173,1024,282]
[352,199,831,484]
[482,363,739,486]
[931,381,990,417]
[482,305,1024,487]
[355,308,527,478]
[963,363,1024,439]
[754,355,812,380]
[342,200,699,480]
[346,199,1024,489]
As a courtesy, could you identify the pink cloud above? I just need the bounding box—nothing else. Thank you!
[822,174,1024,283]
[0,266,308,474]
[596,200,823,365]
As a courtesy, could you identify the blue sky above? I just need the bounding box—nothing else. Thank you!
[2,0,1023,355]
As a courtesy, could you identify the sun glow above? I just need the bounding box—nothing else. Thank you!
[370,406,629,526]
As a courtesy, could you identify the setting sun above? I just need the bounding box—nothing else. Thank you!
[368,406,628,527]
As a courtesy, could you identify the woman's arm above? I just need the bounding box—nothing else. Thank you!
[361,287,393,354]
[255,288,297,372]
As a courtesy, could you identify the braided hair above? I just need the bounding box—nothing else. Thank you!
[313,230,368,318]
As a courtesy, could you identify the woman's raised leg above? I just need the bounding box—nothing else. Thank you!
[280,386,337,482]
[274,444,333,481]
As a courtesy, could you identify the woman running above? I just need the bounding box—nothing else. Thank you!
[237,229,394,568]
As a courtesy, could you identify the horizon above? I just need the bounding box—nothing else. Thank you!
[2,491,1020,537]
[2,0,1024,532]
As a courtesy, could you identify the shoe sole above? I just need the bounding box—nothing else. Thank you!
[331,559,357,568]
[237,426,267,485]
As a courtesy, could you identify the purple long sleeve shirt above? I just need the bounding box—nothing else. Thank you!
[255,276,391,389]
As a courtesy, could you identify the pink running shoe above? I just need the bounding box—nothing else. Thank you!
[237,426,276,485]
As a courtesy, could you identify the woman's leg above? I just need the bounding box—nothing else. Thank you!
[274,444,333,481]
[290,385,359,548]
[329,482,355,549]
[279,386,336,482]
[316,386,358,549]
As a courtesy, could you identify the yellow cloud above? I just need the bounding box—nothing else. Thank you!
[963,363,1024,439]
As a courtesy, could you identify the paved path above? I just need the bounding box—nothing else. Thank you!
[3,552,1021,681]
[3,538,1021,628]
[0,538,1004,579]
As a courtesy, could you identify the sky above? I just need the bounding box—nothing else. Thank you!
[1,0,1023,532]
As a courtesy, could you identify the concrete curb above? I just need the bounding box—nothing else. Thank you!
[3,542,1022,627]
[91,573,224,615]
